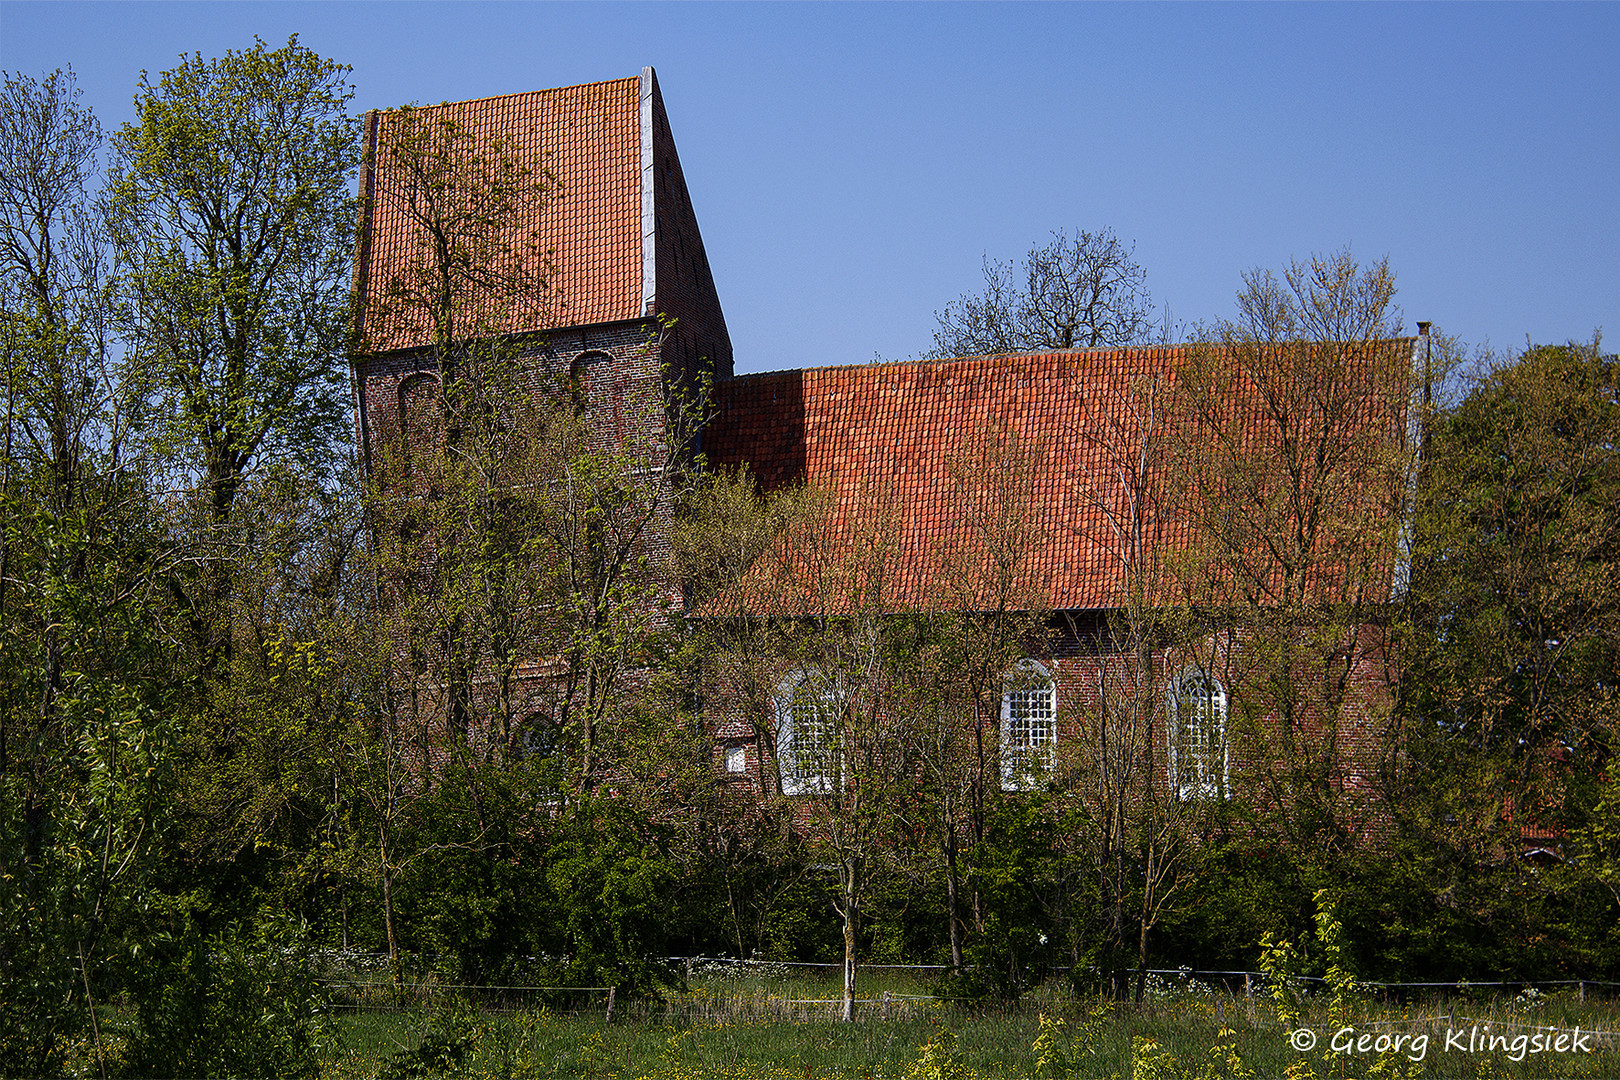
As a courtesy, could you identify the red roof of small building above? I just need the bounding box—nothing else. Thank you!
[357,77,644,352]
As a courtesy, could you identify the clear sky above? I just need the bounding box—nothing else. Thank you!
[3,1,1616,374]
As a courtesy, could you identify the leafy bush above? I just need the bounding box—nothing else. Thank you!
[122,912,328,1079]
[377,1004,479,1080]
[1132,1027,1255,1080]
[535,796,685,1002]
[904,1025,970,1080]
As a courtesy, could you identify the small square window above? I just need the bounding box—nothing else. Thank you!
[725,745,747,774]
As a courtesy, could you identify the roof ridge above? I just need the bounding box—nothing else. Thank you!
[723,338,1417,383]
[387,75,642,113]
[722,346,1190,382]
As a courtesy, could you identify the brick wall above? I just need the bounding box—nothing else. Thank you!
[708,614,1392,837]
[356,320,672,488]
[647,69,733,402]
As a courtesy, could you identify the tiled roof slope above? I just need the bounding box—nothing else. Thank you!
[357,77,643,351]
[706,344,1414,612]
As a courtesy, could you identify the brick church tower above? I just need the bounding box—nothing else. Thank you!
[351,66,731,512]
[350,69,733,763]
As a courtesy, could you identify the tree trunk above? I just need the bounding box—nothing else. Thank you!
[379,822,402,991]
[840,854,861,1022]
[944,820,963,969]
[1134,904,1152,1005]
[841,914,857,1022]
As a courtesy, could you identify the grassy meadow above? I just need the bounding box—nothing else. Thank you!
[316,967,1620,1079]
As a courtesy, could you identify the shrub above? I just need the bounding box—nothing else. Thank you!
[377,1004,479,1080]
[122,912,328,1079]
[904,1025,970,1080]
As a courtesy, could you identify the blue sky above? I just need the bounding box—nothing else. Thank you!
[3,1,1616,374]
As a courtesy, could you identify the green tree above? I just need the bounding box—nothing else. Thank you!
[0,67,174,1076]
[0,67,112,521]
[92,40,365,959]
[0,66,120,780]
[1399,337,1619,970]
[160,468,373,927]
[1410,337,1618,805]
[103,36,357,671]
[1173,248,1415,880]
[0,532,176,1077]
[3,60,348,1076]
[122,914,328,1080]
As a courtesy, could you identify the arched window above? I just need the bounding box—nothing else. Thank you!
[1001,660,1056,791]
[570,350,613,414]
[516,711,569,802]
[775,670,840,795]
[398,372,443,492]
[517,711,563,763]
[1169,669,1228,799]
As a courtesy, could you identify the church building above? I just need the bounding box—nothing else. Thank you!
[351,68,1417,810]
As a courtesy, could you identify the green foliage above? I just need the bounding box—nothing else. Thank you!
[1031,1005,1109,1077]
[1570,766,1620,915]
[756,871,841,962]
[1407,337,1619,791]
[539,795,685,1001]
[1255,890,1428,1080]
[377,1004,480,1080]
[104,34,357,515]
[391,775,548,986]
[1132,1028,1253,1080]
[1257,889,1355,1033]
[904,1025,970,1080]
[122,912,329,1079]
[157,468,371,931]
[1257,931,1305,1030]
[0,66,110,523]
[0,58,182,1056]
[0,498,177,1077]
[1394,336,1620,976]
[941,797,1058,1006]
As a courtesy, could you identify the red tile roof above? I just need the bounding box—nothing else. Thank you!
[705,344,1414,613]
[358,77,644,351]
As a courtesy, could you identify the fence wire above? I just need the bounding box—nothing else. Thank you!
[311,950,1620,1020]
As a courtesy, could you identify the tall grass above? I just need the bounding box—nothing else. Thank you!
[320,977,1620,1079]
